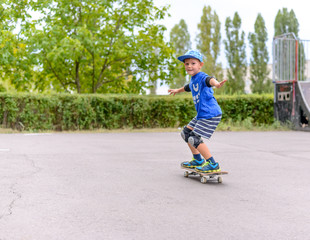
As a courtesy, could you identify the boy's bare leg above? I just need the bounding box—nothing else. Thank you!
[196,143,212,160]
[188,142,212,160]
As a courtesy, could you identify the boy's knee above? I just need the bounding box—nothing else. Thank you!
[181,126,192,142]
[188,132,203,148]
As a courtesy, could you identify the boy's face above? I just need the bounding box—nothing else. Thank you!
[184,58,204,76]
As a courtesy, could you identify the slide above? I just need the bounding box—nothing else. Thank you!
[296,81,310,123]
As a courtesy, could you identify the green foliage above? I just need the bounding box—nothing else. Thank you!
[170,19,191,56]
[0,93,274,131]
[0,84,6,92]
[0,30,33,91]
[0,1,33,91]
[4,0,173,94]
[0,3,305,97]
[224,12,247,94]
[217,94,274,124]
[196,6,222,79]
[274,8,299,37]
[248,14,272,94]
[169,19,191,89]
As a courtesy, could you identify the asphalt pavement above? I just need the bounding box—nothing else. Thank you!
[0,131,310,240]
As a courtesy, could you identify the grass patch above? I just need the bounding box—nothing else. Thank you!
[0,128,21,134]
[0,120,292,134]
[217,118,292,131]
[0,127,181,134]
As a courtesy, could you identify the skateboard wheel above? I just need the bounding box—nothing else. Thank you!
[184,171,189,178]
[200,177,207,184]
[218,177,223,183]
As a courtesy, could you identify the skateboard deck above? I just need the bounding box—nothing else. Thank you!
[181,166,228,184]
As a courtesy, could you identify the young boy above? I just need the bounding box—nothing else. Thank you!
[168,49,226,173]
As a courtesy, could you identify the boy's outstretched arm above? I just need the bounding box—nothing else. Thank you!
[168,87,185,96]
[210,78,227,88]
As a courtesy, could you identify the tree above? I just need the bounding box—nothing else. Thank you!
[0,30,33,91]
[169,19,191,88]
[196,5,222,79]
[170,19,191,56]
[248,13,272,93]
[11,0,173,94]
[274,8,299,37]
[224,12,247,94]
[0,1,34,92]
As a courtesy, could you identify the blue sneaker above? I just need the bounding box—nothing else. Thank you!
[181,158,204,169]
[196,161,221,173]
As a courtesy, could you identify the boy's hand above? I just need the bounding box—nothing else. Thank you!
[215,79,227,88]
[168,89,179,96]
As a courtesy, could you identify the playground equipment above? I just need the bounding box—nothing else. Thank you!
[273,33,310,130]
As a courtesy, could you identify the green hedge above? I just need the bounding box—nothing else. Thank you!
[0,93,274,131]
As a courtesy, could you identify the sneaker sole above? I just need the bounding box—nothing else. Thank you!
[181,164,200,169]
[196,168,221,173]
[181,161,205,169]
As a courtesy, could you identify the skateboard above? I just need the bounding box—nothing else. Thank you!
[181,166,228,184]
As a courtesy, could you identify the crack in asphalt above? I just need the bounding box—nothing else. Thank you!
[5,183,22,218]
[0,154,41,221]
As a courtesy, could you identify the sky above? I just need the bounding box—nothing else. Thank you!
[153,0,310,94]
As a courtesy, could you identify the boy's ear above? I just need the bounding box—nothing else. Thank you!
[200,62,204,67]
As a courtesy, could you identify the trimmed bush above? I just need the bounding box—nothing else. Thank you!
[217,94,274,124]
[0,92,274,131]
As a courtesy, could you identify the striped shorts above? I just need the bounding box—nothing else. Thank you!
[188,115,222,140]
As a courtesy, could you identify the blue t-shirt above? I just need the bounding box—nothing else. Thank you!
[189,72,222,119]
